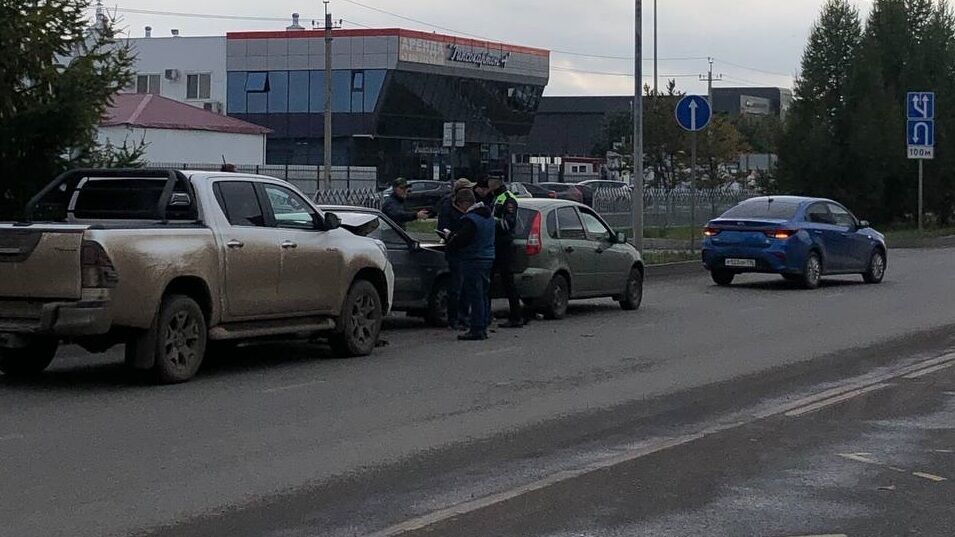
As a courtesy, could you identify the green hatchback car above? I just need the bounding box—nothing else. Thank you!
[507,199,644,319]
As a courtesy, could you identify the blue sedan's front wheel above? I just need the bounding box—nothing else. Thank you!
[863,249,887,284]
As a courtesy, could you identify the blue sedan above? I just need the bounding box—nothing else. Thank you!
[702,196,887,289]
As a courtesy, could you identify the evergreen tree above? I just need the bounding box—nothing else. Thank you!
[0,0,136,218]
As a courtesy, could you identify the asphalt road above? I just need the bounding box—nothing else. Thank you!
[1,248,954,537]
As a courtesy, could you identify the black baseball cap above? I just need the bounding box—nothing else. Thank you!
[392,177,409,188]
[475,178,490,188]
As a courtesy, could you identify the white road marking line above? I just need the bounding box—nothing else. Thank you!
[904,360,955,379]
[473,346,519,357]
[785,383,892,417]
[912,472,947,482]
[838,453,881,465]
[261,380,327,394]
[782,534,848,537]
[0,434,25,442]
[931,449,954,454]
[364,351,955,537]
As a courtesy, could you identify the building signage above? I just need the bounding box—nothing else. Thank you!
[413,142,450,155]
[399,37,445,66]
[448,44,510,68]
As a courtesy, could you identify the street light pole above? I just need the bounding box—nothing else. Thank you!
[632,0,644,251]
[323,1,333,191]
[653,0,658,95]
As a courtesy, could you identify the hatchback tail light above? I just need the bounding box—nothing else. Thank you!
[547,191,557,199]
[526,212,543,256]
[81,240,119,288]
[765,229,796,240]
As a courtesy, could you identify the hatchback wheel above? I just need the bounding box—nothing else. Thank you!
[330,280,382,357]
[802,252,822,289]
[711,270,734,286]
[619,268,644,311]
[863,249,887,284]
[540,274,570,320]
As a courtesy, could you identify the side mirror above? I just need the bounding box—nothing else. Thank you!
[615,232,627,244]
[323,212,341,231]
[411,241,422,252]
[859,220,870,229]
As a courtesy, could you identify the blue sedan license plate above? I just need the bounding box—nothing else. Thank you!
[725,258,756,268]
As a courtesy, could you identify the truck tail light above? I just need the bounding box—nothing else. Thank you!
[81,240,119,288]
[526,212,543,256]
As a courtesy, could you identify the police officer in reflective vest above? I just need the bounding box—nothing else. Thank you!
[487,176,527,328]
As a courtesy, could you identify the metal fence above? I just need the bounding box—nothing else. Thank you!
[593,187,758,231]
[148,162,378,195]
[314,188,382,209]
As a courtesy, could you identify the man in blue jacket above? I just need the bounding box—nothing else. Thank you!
[437,178,476,329]
[446,189,495,341]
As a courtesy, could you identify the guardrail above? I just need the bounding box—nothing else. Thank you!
[593,187,758,231]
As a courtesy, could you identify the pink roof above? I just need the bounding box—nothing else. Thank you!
[102,94,270,135]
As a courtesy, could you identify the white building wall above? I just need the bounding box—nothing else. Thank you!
[98,126,266,165]
[122,36,227,112]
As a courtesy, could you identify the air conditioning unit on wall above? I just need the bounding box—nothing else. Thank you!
[164,69,180,81]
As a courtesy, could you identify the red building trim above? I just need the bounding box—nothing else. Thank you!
[226,28,550,57]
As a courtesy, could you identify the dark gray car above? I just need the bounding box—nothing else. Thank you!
[323,206,451,326]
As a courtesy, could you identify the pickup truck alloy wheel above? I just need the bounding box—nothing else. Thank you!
[0,340,58,377]
[153,295,207,384]
[331,280,382,357]
[619,268,644,311]
[426,278,450,327]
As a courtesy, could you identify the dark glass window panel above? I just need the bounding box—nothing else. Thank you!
[332,71,351,113]
[247,92,268,113]
[214,182,266,227]
[288,71,310,112]
[246,71,268,92]
[227,72,247,113]
[309,70,326,113]
[268,71,288,113]
[363,70,386,113]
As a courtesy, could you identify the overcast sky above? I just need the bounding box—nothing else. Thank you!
[105,0,874,95]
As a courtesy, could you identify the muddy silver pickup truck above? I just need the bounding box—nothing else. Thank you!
[0,169,393,383]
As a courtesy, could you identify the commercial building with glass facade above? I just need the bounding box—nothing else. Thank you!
[225,28,550,184]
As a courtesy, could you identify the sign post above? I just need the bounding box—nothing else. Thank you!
[907,91,935,232]
[443,122,465,181]
[675,95,712,251]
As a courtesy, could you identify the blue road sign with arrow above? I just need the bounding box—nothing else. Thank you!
[907,92,935,120]
[907,91,935,160]
[675,95,712,132]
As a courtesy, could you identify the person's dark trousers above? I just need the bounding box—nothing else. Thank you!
[493,248,524,325]
[446,254,470,328]
[462,259,493,338]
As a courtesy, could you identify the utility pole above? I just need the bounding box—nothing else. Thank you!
[632,0,644,251]
[700,57,723,104]
[322,1,338,191]
[653,0,658,95]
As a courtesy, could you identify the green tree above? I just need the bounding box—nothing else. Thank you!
[0,0,137,218]
[697,115,748,189]
[778,0,862,202]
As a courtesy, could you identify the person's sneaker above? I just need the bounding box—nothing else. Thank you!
[458,332,488,341]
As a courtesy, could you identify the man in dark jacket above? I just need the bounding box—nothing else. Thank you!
[446,189,495,341]
[382,178,428,230]
[487,176,527,328]
[437,178,476,329]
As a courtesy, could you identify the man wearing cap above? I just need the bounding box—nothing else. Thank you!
[445,188,495,341]
[437,178,476,329]
[382,178,429,231]
[488,176,527,328]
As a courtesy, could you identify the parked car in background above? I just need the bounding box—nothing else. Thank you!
[323,205,451,326]
[0,169,394,383]
[702,196,887,289]
[508,182,533,198]
[381,180,451,214]
[516,182,558,199]
[539,182,585,204]
[506,199,644,319]
[576,179,631,207]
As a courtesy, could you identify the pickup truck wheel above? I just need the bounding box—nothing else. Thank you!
[151,295,207,384]
[0,340,58,377]
[330,280,382,357]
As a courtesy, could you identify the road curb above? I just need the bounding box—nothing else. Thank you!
[646,260,703,278]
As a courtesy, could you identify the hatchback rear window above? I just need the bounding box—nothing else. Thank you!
[721,198,800,220]
[513,208,538,239]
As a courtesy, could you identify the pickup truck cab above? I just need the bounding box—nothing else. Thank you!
[0,169,393,383]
